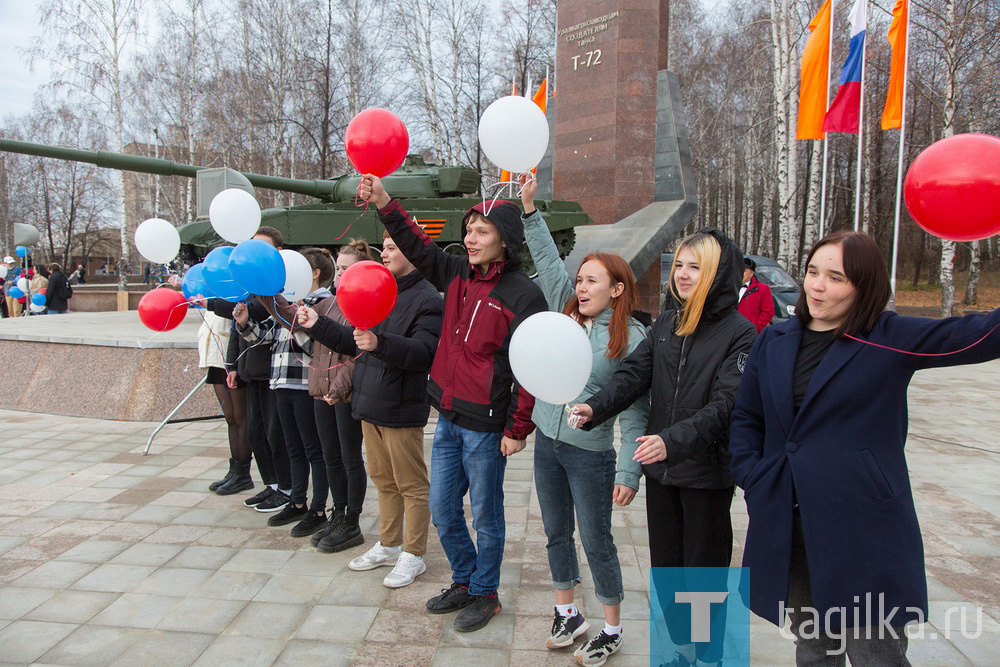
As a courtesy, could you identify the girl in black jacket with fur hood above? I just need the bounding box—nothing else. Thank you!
[571,228,756,667]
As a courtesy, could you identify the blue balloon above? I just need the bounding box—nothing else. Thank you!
[203,247,249,302]
[182,263,215,307]
[8,287,24,299]
[31,293,46,306]
[15,246,29,258]
[229,239,286,296]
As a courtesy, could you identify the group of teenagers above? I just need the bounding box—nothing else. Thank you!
[193,172,1000,667]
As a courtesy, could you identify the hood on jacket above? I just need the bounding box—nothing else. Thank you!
[666,227,744,323]
[462,200,525,272]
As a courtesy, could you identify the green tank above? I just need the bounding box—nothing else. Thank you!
[0,139,587,275]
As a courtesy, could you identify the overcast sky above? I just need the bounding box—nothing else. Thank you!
[0,2,48,120]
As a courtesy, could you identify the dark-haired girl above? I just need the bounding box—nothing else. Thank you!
[730,231,1000,665]
[520,175,648,665]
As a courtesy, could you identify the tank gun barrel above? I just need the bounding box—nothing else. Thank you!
[0,138,342,200]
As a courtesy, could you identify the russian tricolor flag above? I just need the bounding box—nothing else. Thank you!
[824,0,866,133]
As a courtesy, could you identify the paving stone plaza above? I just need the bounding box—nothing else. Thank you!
[0,361,999,665]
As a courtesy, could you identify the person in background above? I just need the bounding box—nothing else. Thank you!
[28,269,49,315]
[45,263,72,315]
[361,173,547,633]
[737,257,774,334]
[570,229,757,667]
[520,173,649,665]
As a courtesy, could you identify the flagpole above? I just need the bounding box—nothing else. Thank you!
[852,0,867,232]
[820,0,834,238]
[890,0,910,297]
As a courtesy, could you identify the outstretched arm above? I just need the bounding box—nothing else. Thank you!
[519,173,574,311]
[360,175,466,291]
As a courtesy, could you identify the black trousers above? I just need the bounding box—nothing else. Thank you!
[274,389,327,512]
[648,482,735,663]
[246,380,291,490]
[314,400,367,513]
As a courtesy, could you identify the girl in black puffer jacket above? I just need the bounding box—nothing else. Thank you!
[571,228,756,667]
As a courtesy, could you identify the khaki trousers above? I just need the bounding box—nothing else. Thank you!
[5,297,22,318]
[361,421,431,556]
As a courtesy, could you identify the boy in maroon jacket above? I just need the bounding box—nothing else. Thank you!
[361,175,546,632]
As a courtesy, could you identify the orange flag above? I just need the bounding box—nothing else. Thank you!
[796,0,832,140]
[881,0,908,130]
[533,78,548,115]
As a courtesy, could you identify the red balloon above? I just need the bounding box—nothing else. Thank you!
[904,133,1000,242]
[38,288,46,296]
[344,108,409,177]
[138,288,189,332]
[337,261,397,329]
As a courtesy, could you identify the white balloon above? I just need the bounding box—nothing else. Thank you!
[134,218,181,264]
[17,277,29,292]
[0,265,6,279]
[509,311,593,405]
[280,249,313,301]
[210,189,262,243]
[478,95,550,173]
[29,302,46,313]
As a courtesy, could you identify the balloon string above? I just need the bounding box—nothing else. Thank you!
[271,296,366,371]
[481,173,534,216]
[843,323,1000,357]
[335,184,371,241]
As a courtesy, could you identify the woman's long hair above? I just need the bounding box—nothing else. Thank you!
[562,252,638,359]
[668,232,722,336]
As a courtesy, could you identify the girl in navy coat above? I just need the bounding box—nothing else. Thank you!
[730,230,1000,665]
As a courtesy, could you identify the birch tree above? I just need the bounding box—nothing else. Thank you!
[31,0,139,290]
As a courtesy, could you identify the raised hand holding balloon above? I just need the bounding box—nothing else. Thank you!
[904,133,1000,241]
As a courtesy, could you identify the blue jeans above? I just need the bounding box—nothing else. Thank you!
[534,430,624,605]
[429,417,506,596]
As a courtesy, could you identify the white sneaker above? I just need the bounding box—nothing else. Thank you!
[574,630,623,666]
[348,541,400,571]
[382,551,426,588]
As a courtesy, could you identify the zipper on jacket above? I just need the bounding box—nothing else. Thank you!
[465,300,483,343]
[670,336,688,423]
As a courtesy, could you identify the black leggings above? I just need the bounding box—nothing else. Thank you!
[275,389,328,512]
[246,380,291,489]
[314,400,366,513]
[214,383,250,462]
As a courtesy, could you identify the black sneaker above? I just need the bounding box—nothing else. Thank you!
[267,502,307,526]
[454,593,502,632]
[290,511,328,538]
[255,490,290,513]
[573,629,623,666]
[244,487,275,508]
[425,582,474,614]
[547,608,590,649]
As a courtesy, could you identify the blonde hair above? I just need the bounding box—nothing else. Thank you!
[669,232,722,336]
[338,238,372,262]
